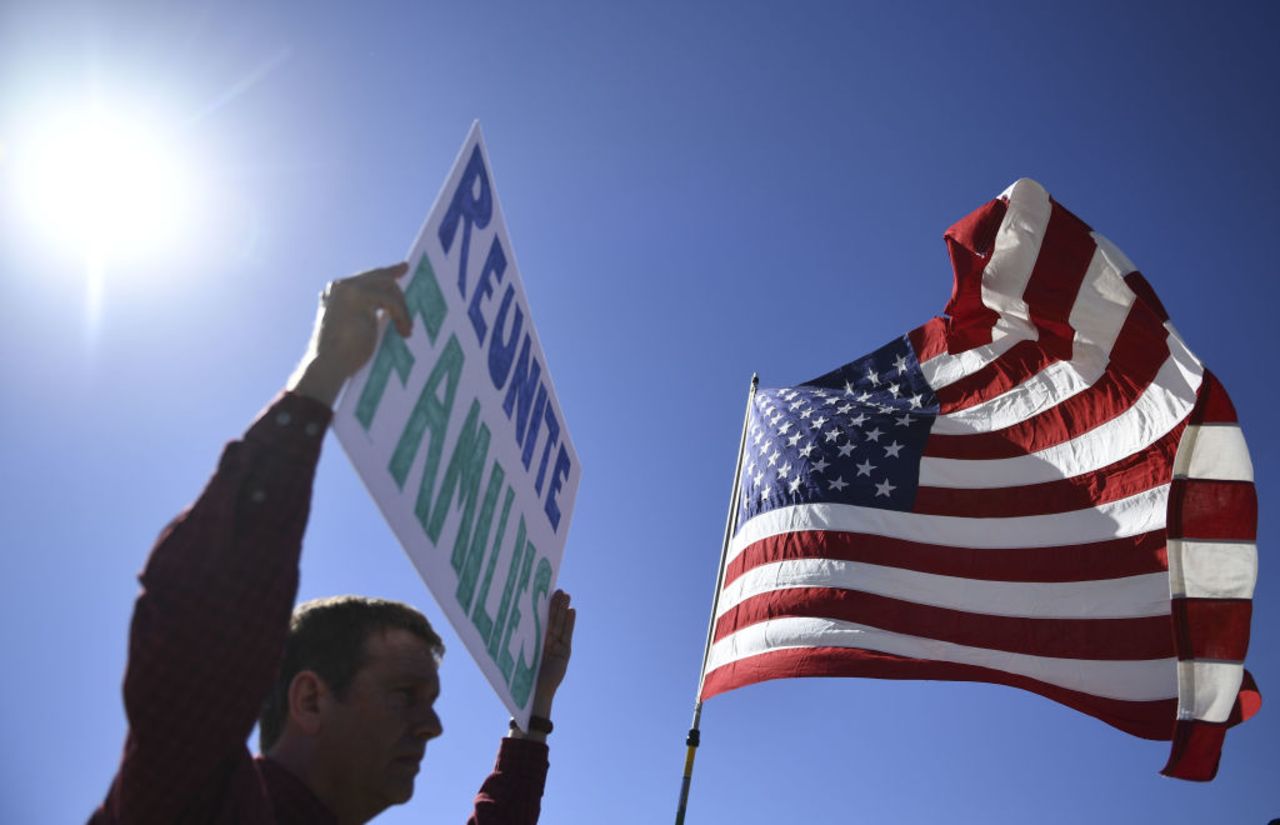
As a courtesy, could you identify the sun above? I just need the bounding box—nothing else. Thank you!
[16,102,192,262]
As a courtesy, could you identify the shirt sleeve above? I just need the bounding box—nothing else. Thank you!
[96,393,332,823]
[468,738,551,825]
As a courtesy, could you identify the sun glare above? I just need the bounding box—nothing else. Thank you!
[17,104,192,261]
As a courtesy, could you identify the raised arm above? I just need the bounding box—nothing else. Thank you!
[469,590,577,825]
[95,264,410,823]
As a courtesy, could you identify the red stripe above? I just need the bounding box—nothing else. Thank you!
[925,301,1170,459]
[713,587,1175,659]
[913,422,1184,518]
[1161,720,1227,781]
[700,646,1176,740]
[1168,479,1258,540]
[1190,371,1239,425]
[1022,200,1097,361]
[724,530,1168,587]
[941,197,1007,353]
[1124,271,1170,324]
[1161,671,1261,779]
[908,318,948,363]
[1170,598,1252,661]
[934,339,1056,413]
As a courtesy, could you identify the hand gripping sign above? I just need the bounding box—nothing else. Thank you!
[334,123,580,726]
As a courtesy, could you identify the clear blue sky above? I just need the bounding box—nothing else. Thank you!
[2,2,1276,822]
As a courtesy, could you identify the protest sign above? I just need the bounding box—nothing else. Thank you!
[334,122,580,725]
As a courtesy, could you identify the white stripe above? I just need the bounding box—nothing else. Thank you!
[717,558,1171,620]
[1167,539,1258,600]
[919,341,1202,488]
[931,236,1141,435]
[706,616,1177,702]
[1173,424,1254,482]
[1069,233,1139,364]
[729,486,1169,565]
[1176,661,1243,723]
[983,178,1051,342]
[931,358,1102,435]
[919,331,1021,390]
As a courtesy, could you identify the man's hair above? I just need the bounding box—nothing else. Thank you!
[258,595,445,752]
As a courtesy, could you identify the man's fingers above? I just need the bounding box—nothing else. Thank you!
[365,277,412,337]
[356,261,409,281]
[336,268,412,337]
[546,590,567,639]
[561,607,576,648]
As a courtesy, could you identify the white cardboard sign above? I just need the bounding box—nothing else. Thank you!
[334,122,580,725]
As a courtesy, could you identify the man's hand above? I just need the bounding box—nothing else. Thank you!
[509,590,575,743]
[287,263,411,408]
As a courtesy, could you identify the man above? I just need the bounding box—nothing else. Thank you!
[91,264,575,824]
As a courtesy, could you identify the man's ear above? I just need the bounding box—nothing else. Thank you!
[287,670,330,736]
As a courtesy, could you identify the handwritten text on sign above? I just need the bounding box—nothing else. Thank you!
[335,123,579,724]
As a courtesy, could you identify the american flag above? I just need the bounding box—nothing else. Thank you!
[700,179,1259,780]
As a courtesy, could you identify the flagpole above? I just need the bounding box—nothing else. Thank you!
[675,372,758,825]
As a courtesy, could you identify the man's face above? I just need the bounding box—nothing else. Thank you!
[318,627,444,815]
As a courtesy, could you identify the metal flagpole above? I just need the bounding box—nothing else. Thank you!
[674,373,758,825]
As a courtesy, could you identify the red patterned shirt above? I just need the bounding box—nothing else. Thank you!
[91,393,548,824]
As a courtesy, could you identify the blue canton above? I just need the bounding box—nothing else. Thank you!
[737,334,938,529]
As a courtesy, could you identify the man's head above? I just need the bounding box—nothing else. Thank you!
[260,596,446,821]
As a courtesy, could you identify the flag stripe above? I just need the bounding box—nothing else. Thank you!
[918,345,1200,488]
[981,179,1052,342]
[908,319,948,363]
[1168,540,1257,599]
[705,616,1177,702]
[724,529,1168,586]
[1168,479,1258,540]
[1163,720,1228,780]
[929,357,1097,439]
[1162,671,1261,779]
[713,587,1175,660]
[1177,661,1245,723]
[1164,368,1258,779]
[1067,234,1141,365]
[932,340,1055,412]
[1172,600,1253,661]
[715,559,1171,621]
[926,305,1168,451]
[924,229,1142,405]
[913,423,1181,518]
[1188,371,1238,424]
[701,646,1178,740]
[729,489,1168,567]
[1173,425,1253,482]
[1021,200,1098,360]
[919,332,1022,390]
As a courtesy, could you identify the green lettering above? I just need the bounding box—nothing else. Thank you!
[356,326,413,430]
[455,460,505,612]
[426,400,490,549]
[354,255,448,430]
[497,530,534,684]
[511,557,553,709]
[471,486,515,645]
[389,335,463,492]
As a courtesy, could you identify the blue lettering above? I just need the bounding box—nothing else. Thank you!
[437,145,492,299]
[502,337,544,458]
[534,404,560,496]
[488,286,523,391]
[521,385,548,472]
[468,237,507,346]
[543,445,571,532]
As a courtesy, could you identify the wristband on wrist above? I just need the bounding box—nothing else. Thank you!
[509,715,554,735]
